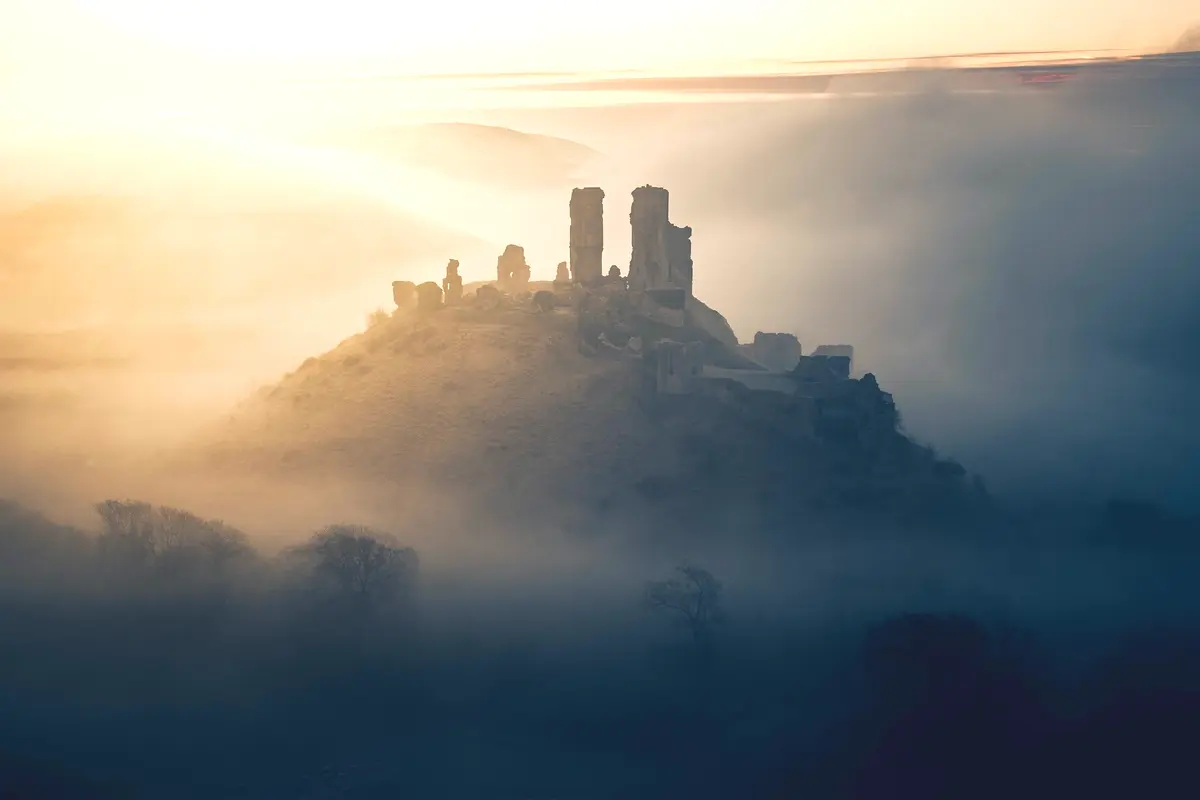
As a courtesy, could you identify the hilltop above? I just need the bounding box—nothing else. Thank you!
[181,184,989,541]
[191,302,984,541]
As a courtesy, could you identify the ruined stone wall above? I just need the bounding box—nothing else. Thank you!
[654,339,706,394]
[811,344,854,376]
[751,332,802,371]
[695,378,818,439]
[569,187,604,284]
[700,366,799,395]
[628,185,693,297]
[664,222,693,295]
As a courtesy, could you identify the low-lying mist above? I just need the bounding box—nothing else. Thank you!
[3,74,1200,797]
[477,83,1200,510]
[1,489,1198,798]
[679,90,1200,510]
[0,120,608,506]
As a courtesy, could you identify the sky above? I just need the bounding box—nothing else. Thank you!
[2,0,1195,135]
[4,0,1196,80]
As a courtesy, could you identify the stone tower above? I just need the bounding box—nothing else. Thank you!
[628,185,693,296]
[569,187,604,284]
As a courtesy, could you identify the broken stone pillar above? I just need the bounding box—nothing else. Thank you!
[752,332,802,371]
[442,259,463,305]
[416,281,443,312]
[496,245,529,293]
[392,280,417,309]
[555,261,570,284]
[569,187,604,284]
[628,185,693,297]
[512,262,530,293]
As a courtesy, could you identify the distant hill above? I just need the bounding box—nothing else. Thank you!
[189,298,985,538]
[347,123,603,190]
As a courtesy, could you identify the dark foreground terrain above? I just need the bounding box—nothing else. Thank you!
[2,476,1199,799]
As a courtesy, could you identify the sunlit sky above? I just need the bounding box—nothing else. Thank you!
[6,0,1195,75]
[1,0,1196,131]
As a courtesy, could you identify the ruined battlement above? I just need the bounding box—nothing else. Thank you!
[387,183,884,446]
[748,332,802,371]
[629,185,693,297]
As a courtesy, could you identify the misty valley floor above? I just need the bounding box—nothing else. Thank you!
[3,489,1200,799]
[3,284,1200,798]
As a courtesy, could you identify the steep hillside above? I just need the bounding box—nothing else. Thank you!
[190,300,986,537]
[199,304,661,521]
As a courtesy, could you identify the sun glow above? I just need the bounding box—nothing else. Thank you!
[4,0,1193,136]
[68,0,750,77]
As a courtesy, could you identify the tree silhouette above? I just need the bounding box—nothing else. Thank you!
[298,524,418,608]
[644,564,724,654]
[95,499,251,577]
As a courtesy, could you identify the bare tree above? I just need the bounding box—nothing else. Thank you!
[300,524,418,606]
[95,500,159,568]
[644,564,724,651]
[95,500,252,577]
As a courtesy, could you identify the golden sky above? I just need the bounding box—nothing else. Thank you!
[1,0,1196,131]
[6,0,1196,74]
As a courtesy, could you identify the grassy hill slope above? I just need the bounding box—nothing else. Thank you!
[189,299,986,539]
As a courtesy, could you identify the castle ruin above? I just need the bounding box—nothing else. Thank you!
[496,244,531,293]
[748,332,803,372]
[442,259,463,305]
[389,183,893,447]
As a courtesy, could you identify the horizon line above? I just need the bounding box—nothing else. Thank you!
[277,47,1145,86]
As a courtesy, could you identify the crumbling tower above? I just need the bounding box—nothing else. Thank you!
[496,244,530,293]
[569,187,604,284]
[628,185,693,297]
